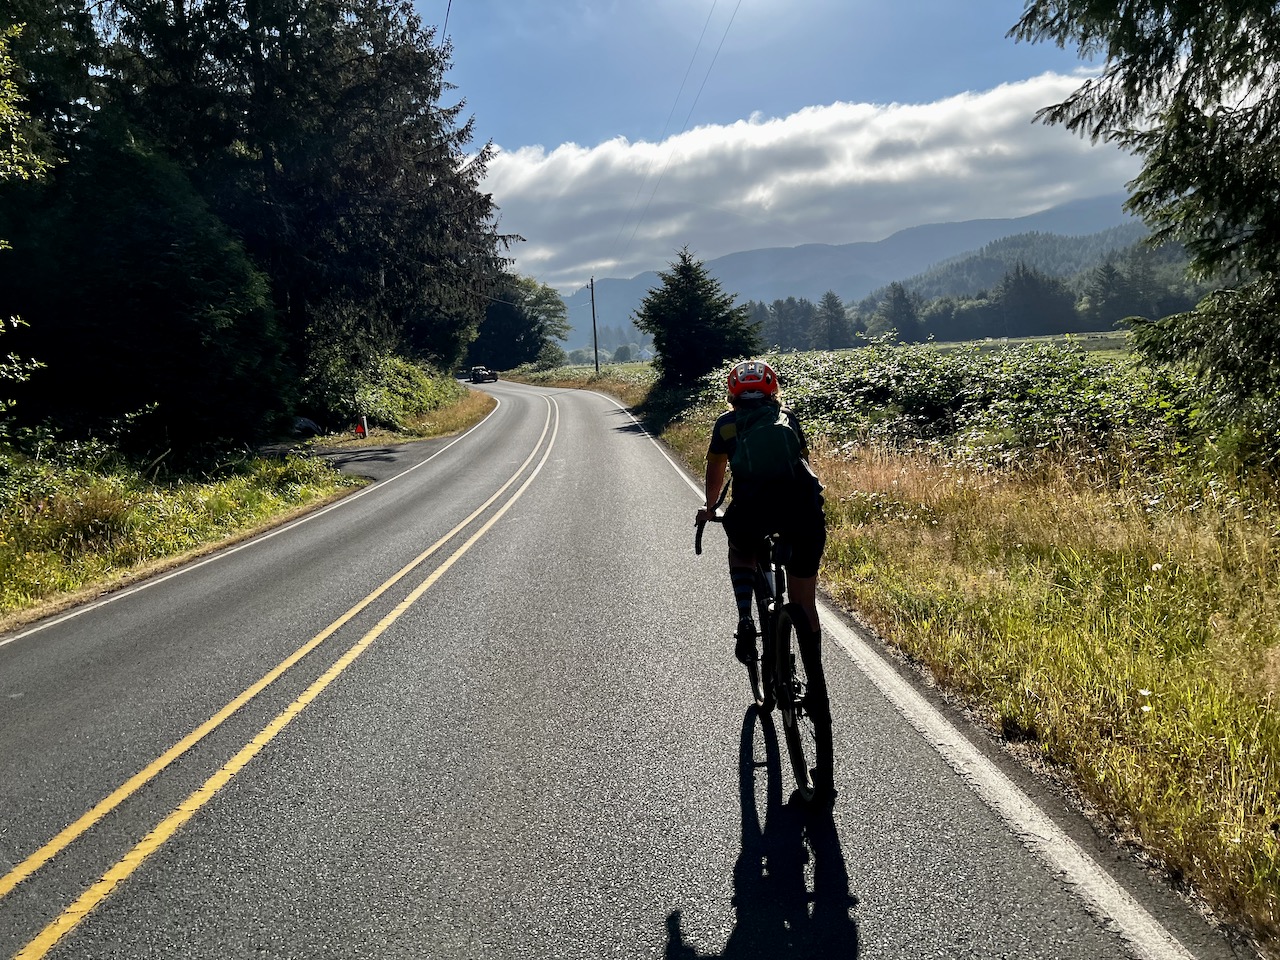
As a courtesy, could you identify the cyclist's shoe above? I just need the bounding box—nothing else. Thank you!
[734,617,758,664]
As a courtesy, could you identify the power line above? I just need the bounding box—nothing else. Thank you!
[616,0,745,269]
[607,2,720,259]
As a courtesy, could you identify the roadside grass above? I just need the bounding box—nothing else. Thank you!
[307,388,496,450]
[0,452,362,628]
[536,353,1280,953]
[503,362,657,408]
[0,386,496,631]
[816,446,1280,946]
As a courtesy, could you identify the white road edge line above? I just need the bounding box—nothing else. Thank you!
[0,395,503,650]
[600,390,1198,960]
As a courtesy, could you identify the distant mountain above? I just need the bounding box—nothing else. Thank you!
[561,193,1137,348]
[873,221,1150,303]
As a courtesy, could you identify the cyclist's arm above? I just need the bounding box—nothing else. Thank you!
[702,452,729,516]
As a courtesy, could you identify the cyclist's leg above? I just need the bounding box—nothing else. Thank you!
[792,614,834,799]
[724,502,768,662]
[781,475,827,634]
[788,574,821,633]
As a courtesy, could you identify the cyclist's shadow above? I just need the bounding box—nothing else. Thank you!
[665,706,860,958]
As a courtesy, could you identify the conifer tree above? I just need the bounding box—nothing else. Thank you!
[1013,1,1280,445]
[633,247,760,387]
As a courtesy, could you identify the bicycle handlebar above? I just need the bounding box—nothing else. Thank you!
[694,511,722,555]
[694,481,730,556]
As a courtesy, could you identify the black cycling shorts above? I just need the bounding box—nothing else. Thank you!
[722,480,826,579]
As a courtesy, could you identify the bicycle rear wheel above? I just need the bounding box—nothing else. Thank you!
[774,605,817,802]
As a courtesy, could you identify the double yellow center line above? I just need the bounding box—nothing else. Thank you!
[6,397,559,959]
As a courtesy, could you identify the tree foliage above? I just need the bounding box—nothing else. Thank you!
[1130,276,1280,453]
[868,282,924,342]
[0,0,509,459]
[1012,1,1280,279]
[0,24,49,430]
[1013,1,1280,452]
[2,125,290,456]
[633,247,760,387]
[468,273,570,371]
[812,290,855,351]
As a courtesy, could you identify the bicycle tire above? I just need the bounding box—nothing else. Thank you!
[744,572,775,711]
[774,605,817,802]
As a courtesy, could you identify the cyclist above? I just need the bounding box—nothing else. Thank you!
[695,359,834,801]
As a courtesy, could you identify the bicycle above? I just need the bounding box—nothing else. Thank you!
[697,499,828,804]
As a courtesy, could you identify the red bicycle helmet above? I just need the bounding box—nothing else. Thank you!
[727,360,778,400]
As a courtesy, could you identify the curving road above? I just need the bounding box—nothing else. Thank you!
[0,380,1247,959]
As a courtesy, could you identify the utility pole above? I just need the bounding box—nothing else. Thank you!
[590,276,600,374]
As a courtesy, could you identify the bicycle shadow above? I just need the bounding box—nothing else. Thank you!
[665,706,860,958]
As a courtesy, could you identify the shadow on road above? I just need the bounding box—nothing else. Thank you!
[609,414,650,437]
[666,706,860,958]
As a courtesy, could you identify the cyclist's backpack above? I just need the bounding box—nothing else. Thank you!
[730,404,803,481]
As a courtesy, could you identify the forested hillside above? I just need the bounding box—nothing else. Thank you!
[886,223,1150,301]
[719,233,1220,354]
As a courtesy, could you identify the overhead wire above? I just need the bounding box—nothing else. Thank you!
[607,1,720,259]
[614,0,745,269]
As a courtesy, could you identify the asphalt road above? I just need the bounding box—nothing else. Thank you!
[0,380,1250,959]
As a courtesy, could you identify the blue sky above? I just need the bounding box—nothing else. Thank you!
[417,1,1140,294]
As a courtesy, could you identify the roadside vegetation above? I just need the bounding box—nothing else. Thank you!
[506,361,658,409]
[0,368,494,631]
[533,344,1280,954]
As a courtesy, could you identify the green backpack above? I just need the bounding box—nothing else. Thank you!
[730,404,803,481]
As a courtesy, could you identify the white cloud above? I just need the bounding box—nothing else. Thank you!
[482,71,1141,294]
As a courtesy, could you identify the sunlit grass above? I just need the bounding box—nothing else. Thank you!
[504,362,658,408]
[0,388,496,629]
[814,445,1280,945]
[0,454,362,626]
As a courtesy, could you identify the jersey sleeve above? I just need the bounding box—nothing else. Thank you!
[707,410,737,457]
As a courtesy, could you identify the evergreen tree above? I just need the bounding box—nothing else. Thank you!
[1083,261,1140,328]
[812,290,853,351]
[1013,1,1280,446]
[633,247,760,387]
[872,283,924,342]
[2,126,290,457]
[101,0,507,370]
[765,297,814,351]
[994,262,1079,336]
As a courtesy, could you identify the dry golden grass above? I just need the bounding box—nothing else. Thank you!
[810,443,1280,950]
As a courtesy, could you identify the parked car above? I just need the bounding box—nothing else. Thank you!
[469,365,498,383]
